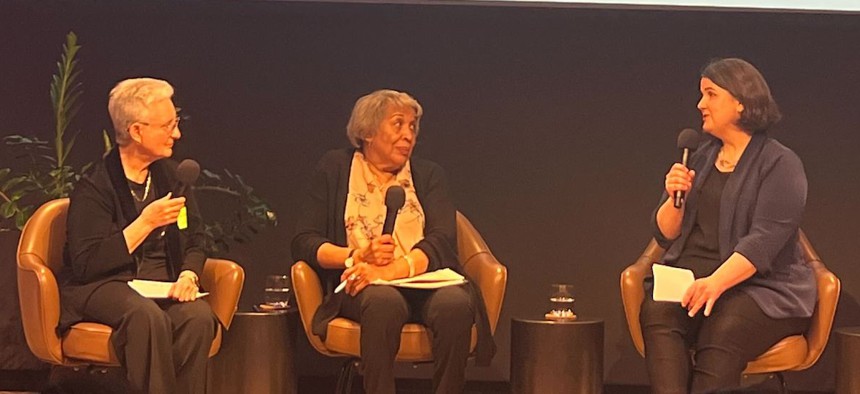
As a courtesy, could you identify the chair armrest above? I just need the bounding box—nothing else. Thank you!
[17,253,63,364]
[620,239,664,357]
[797,258,841,370]
[291,261,334,356]
[462,252,507,334]
[201,258,244,330]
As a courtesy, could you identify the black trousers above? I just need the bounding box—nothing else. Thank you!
[640,288,810,394]
[82,281,217,394]
[339,285,474,394]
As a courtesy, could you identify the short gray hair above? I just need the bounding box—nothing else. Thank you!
[346,89,423,148]
[108,78,174,146]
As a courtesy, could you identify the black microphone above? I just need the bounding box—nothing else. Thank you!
[174,159,200,230]
[174,159,201,197]
[673,128,701,208]
[382,186,406,235]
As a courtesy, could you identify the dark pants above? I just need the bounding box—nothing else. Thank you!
[339,285,474,394]
[83,281,217,394]
[640,289,809,394]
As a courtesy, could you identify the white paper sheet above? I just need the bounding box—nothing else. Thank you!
[128,279,209,299]
[652,264,694,302]
[371,268,467,289]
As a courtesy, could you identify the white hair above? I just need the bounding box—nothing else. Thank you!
[346,89,422,148]
[108,78,174,146]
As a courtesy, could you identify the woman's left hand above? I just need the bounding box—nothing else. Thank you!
[681,276,726,317]
[169,276,199,302]
[341,263,385,296]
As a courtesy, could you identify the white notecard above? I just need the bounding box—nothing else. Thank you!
[652,264,694,302]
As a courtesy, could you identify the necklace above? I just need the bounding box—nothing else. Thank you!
[717,149,738,170]
[129,172,151,202]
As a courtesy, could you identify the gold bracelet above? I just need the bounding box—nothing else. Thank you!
[403,254,415,278]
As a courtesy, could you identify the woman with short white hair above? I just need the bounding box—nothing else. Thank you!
[59,78,216,394]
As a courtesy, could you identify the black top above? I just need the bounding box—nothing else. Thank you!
[677,166,730,278]
[127,178,169,281]
[58,148,206,332]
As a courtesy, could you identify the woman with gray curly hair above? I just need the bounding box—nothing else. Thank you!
[292,89,494,393]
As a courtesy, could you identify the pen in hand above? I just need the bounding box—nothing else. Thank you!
[334,274,357,294]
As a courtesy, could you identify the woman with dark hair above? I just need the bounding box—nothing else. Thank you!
[291,89,493,394]
[640,58,816,393]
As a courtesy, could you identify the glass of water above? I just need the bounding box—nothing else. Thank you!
[264,274,291,309]
[546,283,576,321]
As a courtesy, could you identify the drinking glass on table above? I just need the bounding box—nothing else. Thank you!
[263,274,291,310]
[545,283,576,321]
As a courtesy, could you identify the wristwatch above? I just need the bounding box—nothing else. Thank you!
[344,249,356,268]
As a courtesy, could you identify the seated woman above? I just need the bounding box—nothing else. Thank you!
[59,78,216,394]
[641,58,817,394]
[291,89,494,394]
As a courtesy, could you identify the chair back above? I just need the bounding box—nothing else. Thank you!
[16,198,70,364]
[291,260,333,356]
[620,238,664,357]
[18,198,69,273]
[794,230,841,370]
[455,212,507,333]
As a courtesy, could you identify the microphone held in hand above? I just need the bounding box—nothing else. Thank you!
[173,159,201,196]
[382,185,406,235]
[674,128,701,208]
[174,159,201,230]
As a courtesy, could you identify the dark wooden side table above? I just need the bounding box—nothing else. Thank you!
[207,310,298,394]
[836,326,860,394]
[510,318,604,394]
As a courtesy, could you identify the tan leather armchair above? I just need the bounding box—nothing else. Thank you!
[16,198,244,366]
[620,229,840,393]
[292,212,507,392]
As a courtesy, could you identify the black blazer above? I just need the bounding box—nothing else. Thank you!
[58,148,206,332]
[652,133,815,319]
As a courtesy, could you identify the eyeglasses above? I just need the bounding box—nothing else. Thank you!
[139,116,181,132]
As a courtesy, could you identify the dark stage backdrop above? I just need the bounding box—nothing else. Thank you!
[1,1,858,389]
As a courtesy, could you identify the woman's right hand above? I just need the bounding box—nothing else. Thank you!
[357,234,395,266]
[664,163,696,197]
[139,192,186,230]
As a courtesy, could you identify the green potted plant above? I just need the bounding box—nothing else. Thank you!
[1,32,84,232]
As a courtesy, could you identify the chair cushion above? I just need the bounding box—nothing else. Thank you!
[324,318,478,362]
[62,321,223,365]
[62,322,120,365]
[744,334,808,374]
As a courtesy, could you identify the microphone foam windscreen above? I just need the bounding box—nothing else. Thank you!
[677,128,701,151]
[176,159,201,185]
[385,185,406,210]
